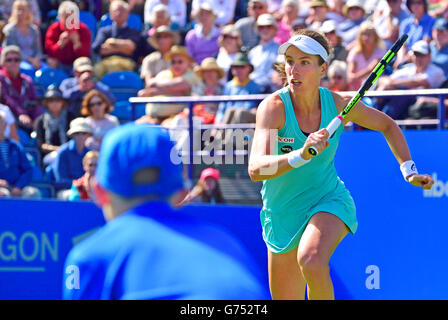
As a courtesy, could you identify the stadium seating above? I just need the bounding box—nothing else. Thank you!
[98,13,143,31]
[79,10,97,40]
[101,71,144,121]
[35,67,69,97]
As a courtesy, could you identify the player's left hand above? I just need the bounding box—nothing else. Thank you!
[408,174,434,190]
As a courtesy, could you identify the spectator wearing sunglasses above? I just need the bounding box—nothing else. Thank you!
[138,45,201,123]
[80,90,120,151]
[68,150,99,201]
[0,45,42,133]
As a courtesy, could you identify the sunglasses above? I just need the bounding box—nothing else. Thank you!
[332,75,344,79]
[5,57,20,63]
[89,100,104,107]
[156,34,172,39]
[251,5,265,10]
[223,34,238,39]
[409,1,424,4]
[171,59,186,65]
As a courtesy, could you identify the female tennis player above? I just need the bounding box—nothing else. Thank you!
[248,29,434,300]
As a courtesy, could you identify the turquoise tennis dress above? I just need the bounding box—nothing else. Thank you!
[260,86,358,254]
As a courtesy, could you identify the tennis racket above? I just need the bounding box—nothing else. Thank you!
[308,33,408,157]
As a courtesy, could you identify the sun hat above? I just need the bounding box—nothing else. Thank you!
[343,0,365,16]
[230,52,254,72]
[148,25,180,50]
[96,123,184,198]
[194,57,225,79]
[411,40,430,55]
[73,57,93,73]
[67,117,93,137]
[200,168,220,181]
[310,0,328,8]
[165,45,195,63]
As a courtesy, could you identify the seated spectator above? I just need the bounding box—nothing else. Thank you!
[306,0,329,32]
[66,70,116,118]
[45,1,91,74]
[216,24,243,84]
[139,45,201,122]
[249,13,280,93]
[326,0,346,23]
[320,20,348,67]
[274,0,300,46]
[325,60,350,91]
[144,4,173,38]
[60,57,115,99]
[185,2,220,65]
[191,0,237,27]
[144,0,186,30]
[0,104,18,142]
[34,85,74,167]
[191,57,225,122]
[180,168,224,205]
[431,18,448,79]
[81,90,120,151]
[215,52,261,125]
[372,0,410,49]
[346,21,386,90]
[395,0,436,67]
[234,0,269,51]
[269,55,286,93]
[2,0,44,70]
[0,45,42,132]
[52,117,92,193]
[0,110,40,199]
[93,0,141,79]
[0,0,41,26]
[376,40,446,119]
[338,0,367,48]
[141,26,179,86]
[68,150,98,201]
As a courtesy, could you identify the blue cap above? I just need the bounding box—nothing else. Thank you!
[434,18,448,31]
[96,123,184,198]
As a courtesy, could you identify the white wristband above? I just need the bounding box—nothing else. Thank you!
[287,148,311,168]
[400,160,418,181]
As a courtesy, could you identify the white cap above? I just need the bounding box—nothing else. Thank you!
[278,34,329,62]
[256,13,277,27]
[320,20,339,36]
[411,40,429,55]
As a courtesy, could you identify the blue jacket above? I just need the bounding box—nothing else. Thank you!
[53,140,90,189]
[0,138,32,188]
[63,201,269,300]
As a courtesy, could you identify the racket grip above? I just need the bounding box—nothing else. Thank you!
[307,116,343,157]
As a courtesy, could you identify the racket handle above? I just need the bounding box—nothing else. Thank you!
[307,116,343,157]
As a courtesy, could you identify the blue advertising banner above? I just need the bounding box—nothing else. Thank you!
[0,130,447,299]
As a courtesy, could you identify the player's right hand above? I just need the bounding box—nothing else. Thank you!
[301,128,330,160]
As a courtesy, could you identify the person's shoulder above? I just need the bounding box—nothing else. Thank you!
[2,23,15,34]
[257,90,285,122]
[234,16,253,28]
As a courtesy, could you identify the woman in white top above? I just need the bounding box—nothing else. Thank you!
[80,90,120,151]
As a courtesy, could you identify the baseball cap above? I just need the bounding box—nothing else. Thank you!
[73,57,93,73]
[411,40,429,55]
[96,123,184,199]
[200,168,220,181]
[434,18,448,32]
[256,13,277,27]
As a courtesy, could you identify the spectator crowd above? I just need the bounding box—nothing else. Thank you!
[0,0,446,200]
